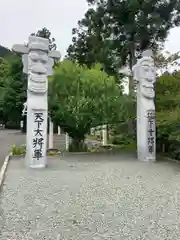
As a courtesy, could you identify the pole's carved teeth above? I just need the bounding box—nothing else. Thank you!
[28,73,47,93]
[31,79,46,83]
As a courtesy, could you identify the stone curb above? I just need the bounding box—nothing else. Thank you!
[0,153,12,191]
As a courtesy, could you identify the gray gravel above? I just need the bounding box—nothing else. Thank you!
[1,153,180,239]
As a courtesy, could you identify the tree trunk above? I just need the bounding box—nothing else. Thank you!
[22,115,26,133]
[70,137,87,152]
[129,44,136,96]
[128,44,136,135]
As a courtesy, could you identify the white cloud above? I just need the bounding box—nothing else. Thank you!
[0,0,88,57]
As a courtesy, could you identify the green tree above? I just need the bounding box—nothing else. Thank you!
[31,27,57,50]
[0,57,10,123]
[67,0,180,91]
[0,57,10,78]
[0,45,13,59]
[66,8,118,78]
[49,60,128,151]
[2,56,26,127]
[156,71,180,158]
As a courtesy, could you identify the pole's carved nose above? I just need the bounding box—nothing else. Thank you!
[31,64,47,75]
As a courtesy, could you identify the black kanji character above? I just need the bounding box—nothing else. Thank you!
[147,110,155,119]
[33,149,43,160]
[33,137,44,149]
[34,113,44,121]
[148,128,154,136]
[148,137,154,145]
[34,128,43,136]
[34,113,44,128]
[148,120,154,128]
[148,145,153,153]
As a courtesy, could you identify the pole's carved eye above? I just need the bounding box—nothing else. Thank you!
[30,53,39,60]
[142,66,150,72]
[41,55,48,64]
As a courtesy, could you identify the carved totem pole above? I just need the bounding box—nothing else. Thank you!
[12,36,60,168]
[132,50,156,162]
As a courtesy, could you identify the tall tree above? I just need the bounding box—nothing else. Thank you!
[31,27,57,50]
[66,8,117,77]
[2,56,26,127]
[0,57,11,123]
[67,0,180,90]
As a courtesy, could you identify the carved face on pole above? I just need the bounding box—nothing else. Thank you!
[28,38,50,93]
[12,36,60,94]
[133,56,156,99]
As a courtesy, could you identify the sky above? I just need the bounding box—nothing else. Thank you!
[0,0,180,58]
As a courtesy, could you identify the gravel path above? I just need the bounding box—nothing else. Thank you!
[1,153,180,239]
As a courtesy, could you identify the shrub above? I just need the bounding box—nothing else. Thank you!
[11,144,26,155]
[111,133,135,145]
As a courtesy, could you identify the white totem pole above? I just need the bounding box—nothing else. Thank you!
[12,36,60,168]
[132,50,156,162]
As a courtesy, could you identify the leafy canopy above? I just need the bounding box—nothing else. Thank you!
[0,57,10,78]
[156,71,180,141]
[0,56,26,125]
[67,0,180,79]
[49,60,128,140]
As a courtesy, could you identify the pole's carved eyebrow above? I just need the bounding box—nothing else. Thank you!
[142,64,149,67]
[29,52,39,59]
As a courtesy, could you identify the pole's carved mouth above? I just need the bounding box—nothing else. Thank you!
[28,74,47,93]
[32,71,46,75]
[29,73,46,83]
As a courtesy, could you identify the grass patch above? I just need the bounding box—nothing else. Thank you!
[47,148,61,156]
[11,145,61,156]
[116,143,137,150]
[11,144,26,156]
